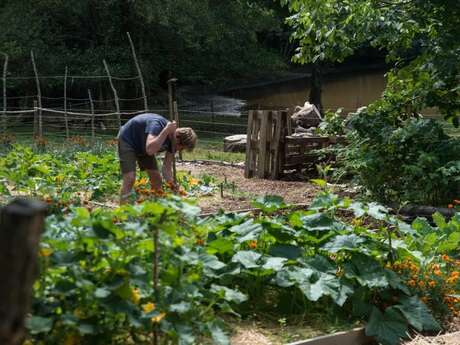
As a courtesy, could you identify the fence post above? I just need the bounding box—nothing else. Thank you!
[33,100,38,138]
[0,198,47,345]
[210,101,215,132]
[126,32,148,111]
[2,54,8,135]
[103,60,121,129]
[64,67,69,138]
[30,51,42,138]
[88,89,95,142]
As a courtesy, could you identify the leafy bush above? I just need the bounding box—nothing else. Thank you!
[340,107,460,206]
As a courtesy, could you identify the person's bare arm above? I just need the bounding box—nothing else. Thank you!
[145,121,176,156]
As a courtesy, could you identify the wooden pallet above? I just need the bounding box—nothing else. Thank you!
[244,109,291,179]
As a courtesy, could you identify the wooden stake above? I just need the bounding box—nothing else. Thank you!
[2,54,7,135]
[88,89,95,142]
[64,67,69,138]
[103,59,121,129]
[0,198,47,345]
[33,100,37,138]
[127,32,148,111]
[153,225,160,345]
[31,51,42,137]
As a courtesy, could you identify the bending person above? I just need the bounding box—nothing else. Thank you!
[117,113,197,203]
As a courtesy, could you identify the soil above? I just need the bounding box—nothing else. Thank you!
[177,161,322,214]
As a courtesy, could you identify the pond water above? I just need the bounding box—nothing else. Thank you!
[224,68,387,114]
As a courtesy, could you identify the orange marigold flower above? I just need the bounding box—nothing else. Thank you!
[248,240,257,249]
[408,279,417,287]
[451,271,460,278]
[448,204,454,208]
[196,239,205,246]
[418,281,425,288]
[428,280,436,288]
[442,254,450,261]
[434,269,442,276]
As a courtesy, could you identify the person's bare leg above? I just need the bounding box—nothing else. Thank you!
[146,169,162,191]
[120,171,136,204]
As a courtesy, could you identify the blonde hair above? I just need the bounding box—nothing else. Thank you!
[177,127,197,151]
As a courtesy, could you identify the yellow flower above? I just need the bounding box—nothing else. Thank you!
[434,269,442,276]
[428,280,436,288]
[189,177,200,186]
[418,281,425,288]
[39,247,53,257]
[131,288,141,305]
[151,312,166,323]
[73,308,84,319]
[408,279,417,287]
[142,302,155,313]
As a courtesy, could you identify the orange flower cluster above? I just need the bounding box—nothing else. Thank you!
[391,255,460,317]
[0,133,16,144]
[448,200,460,209]
[105,138,118,146]
[34,136,48,147]
[67,136,87,146]
[248,240,257,249]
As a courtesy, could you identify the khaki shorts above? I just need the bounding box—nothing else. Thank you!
[118,138,158,174]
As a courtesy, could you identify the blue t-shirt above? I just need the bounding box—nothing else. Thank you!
[119,113,172,155]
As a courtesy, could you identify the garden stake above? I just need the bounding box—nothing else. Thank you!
[153,225,160,345]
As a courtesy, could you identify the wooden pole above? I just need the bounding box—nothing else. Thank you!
[88,89,95,142]
[33,100,38,138]
[167,78,177,121]
[126,32,148,111]
[0,198,47,345]
[30,51,42,138]
[153,225,160,345]
[210,101,215,132]
[64,67,69,138]
[103,60,121,129]
[2,54,7,135]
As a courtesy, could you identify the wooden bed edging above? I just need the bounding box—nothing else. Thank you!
[286,327,376,345]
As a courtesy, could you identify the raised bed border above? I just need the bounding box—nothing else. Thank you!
[286,327,376,345]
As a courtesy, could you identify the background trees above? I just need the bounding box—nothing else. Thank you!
[0,0,289,96]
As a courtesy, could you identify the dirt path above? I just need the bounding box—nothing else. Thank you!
[178,161,321,213]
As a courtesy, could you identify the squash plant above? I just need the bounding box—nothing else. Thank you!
[26,190,460,345]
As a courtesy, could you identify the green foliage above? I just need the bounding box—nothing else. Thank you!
[0,0,286,91]
[281,0,460,123]
[340,107,460,205]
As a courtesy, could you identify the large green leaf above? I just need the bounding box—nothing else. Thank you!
[210,284,247,304]
[229,219,263,242]
[394,296,440,332]
[26,315,53,334]
[365,307,408,345]
[321,234,366,253]
[231,250,262,269]
[344,254,388,288]
[268,244,302,259]
[207,321,230,345]
[251,195,286,213]
[262,257,287,271]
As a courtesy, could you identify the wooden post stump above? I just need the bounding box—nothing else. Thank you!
[0,198,47,345]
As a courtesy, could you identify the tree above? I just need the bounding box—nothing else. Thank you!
[281,0,460,124]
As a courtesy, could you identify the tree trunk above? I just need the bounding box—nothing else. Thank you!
[309,63,323,115]
[0,199,47,345]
